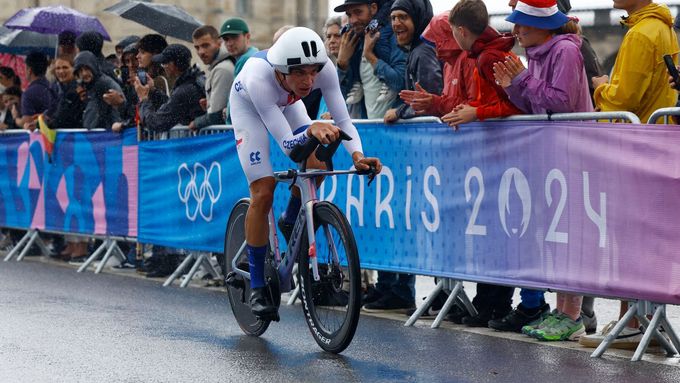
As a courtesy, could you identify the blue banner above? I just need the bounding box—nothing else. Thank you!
[0,129,138,237]
[138,132,248,252]
[136,121,680,304]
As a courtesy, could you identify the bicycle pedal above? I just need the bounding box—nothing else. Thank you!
[225,272,245,289]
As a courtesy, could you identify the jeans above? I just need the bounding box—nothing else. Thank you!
[376,271,415,303]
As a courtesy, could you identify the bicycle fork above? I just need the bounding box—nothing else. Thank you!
[304,199,320,282]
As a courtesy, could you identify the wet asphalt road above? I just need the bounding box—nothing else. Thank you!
[1,260,679,383]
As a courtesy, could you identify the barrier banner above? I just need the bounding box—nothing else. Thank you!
[137,121,680,304]
[0,129,138,237]
[138,132,248,252]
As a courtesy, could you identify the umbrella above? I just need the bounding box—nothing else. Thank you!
[0,26,57,57]
[104,1,203,42]
[4,5,111,41]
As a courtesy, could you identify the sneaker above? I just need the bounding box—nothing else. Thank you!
[345,82,364,105]
[462,308,509,328]
[446,304,469,324]
[375,82,396,103]
[489,303,551,333]
[522,310,561,335]
[578,321,654,350]
[362,285,382,305]
[68,255,88,265]
[277,216,294,244]
[581,310,598,334]
[532,315,585,341]
[362,292,415,313]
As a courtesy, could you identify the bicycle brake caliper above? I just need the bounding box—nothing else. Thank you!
[309,242,320,281]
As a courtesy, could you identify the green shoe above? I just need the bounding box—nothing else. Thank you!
[532,316,586,341]
[522,310,561,335]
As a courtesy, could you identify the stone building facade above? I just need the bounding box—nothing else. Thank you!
[1,0,328,52]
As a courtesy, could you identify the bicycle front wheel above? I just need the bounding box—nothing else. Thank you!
[224,198,270,336]
[298,201,361,353]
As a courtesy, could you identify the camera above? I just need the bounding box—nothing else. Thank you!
[365,19,381,35]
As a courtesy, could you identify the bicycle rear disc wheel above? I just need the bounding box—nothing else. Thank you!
[224,199,270,336]
[298,201,361,353]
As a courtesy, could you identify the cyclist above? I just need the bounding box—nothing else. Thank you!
[229,27,382,318]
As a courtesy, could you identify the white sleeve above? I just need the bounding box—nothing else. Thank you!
[244,66,309,156]
[316,61,364,155]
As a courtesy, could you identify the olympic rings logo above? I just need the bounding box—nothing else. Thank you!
[177,162,222,222]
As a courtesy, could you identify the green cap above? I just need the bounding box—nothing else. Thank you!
[220,17,249,37]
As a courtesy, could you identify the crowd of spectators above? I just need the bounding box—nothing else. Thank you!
[0,0,678,352]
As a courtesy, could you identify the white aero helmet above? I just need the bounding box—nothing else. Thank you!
[267,27,328,74]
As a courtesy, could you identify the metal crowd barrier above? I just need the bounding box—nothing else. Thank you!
[647,107,680,124]
[4,112,680,362]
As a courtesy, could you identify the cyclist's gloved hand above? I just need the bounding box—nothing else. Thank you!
[307,122,340,145]
[352,153,382,185]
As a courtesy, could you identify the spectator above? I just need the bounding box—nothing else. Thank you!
[581,0,680,349]
[335,0,406,119]
[0,67,21,91]
[219,17,259,77]
[47,55,84,130]
[13,51,53,132]
[109,43,141,132]
[443,0,522,128]
[324,16,342,64]
[315,16,344,120]
[105,53,121,69]
[441,0,521,328]
[383,0,441,123]
[0,86,21,130]
[57,31,77,63]
[400,11,477,117]
[76,31,120,85]
[591,0,678,124]
[136,34,171,108]
[489,0,592,341]
[190,25,235,131]
[73,51,124,131]
[115,35,141,60]
[554,0,603,100]
[135,44,205,132]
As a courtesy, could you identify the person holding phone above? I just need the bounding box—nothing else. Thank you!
[73,51,125,131]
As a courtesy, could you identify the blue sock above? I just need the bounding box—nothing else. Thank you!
[247,244,267,289]
[282,195,301,225]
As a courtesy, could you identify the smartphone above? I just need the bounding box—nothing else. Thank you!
[340,23,351,35]
[137,69,147,85]
[663,54,680,90]
[365,19,381,35]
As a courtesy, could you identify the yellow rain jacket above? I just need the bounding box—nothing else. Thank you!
[594,3,679,123]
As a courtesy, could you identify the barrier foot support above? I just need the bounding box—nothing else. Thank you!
[404,279,444,327]
[591,301,639,358]
[15,230,40,262]
[179,252,207,288]
[94,240,126,274]
[660,316,680,355]
[4,230,33,262]
[77,239,110,273]
[163,253,194,287]
[633,304,677,361]
[431,280,465,329]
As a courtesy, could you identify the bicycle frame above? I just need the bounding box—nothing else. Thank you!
[230,167,361,293]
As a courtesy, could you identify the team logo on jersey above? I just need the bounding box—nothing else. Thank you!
[250,151,261,165]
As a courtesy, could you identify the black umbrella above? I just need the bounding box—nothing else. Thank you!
[0,26,58,56]
[104,0,203,42]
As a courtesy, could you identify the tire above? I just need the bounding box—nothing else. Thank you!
[298,201,361,353]
[224,198,270,336]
